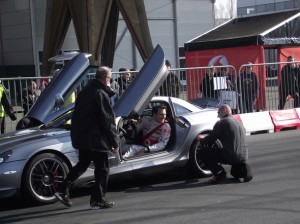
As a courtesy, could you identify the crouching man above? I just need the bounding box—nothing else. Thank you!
[196,104,253,184]
[123,104,171,158]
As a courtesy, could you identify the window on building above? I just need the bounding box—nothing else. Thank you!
[256,4,266,13]
[275,2,285,10]
[265,3,275,12]
[284,0,295,9]
[237,7,247,16]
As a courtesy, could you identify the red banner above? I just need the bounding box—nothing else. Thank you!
[278,47,300,62]
[278,47,300,72]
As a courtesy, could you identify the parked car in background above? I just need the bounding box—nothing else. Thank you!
[0,45,220,204]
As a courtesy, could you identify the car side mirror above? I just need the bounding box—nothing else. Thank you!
[54,94,64,110]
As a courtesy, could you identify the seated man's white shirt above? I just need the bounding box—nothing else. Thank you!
[123,116,171,158]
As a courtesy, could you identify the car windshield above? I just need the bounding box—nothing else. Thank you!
[43,109,73,130]
[170,98,203,115]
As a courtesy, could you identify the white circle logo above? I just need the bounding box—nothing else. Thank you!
[208,55,229,66]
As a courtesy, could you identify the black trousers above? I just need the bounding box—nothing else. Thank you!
[58,149,109,202]
[0,117,4,134]
[198,146,231,176]
[198,146,252,178]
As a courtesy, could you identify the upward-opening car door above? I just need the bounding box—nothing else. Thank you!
[113,44,168,117]
[110,45,169,173]
[25,45,168,127]
[25,53,91,125]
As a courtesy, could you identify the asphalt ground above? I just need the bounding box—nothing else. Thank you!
[0,130,300,224]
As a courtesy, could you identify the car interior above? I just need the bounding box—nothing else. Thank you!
[119,100,176,159]
[46,99,177,159]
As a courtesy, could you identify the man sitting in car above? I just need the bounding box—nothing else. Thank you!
[122,104,171,158]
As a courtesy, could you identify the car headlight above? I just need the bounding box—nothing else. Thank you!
[0,150,12,164]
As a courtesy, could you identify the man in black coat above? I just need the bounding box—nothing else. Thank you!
[196,104,252,184]
[200,66,218,99]
[115,67,131,95]
[237,62,259,113]
[55,66,120,209]
[158,60,181,98]
[278,56,300,109]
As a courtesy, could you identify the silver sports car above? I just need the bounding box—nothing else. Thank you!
[0,45,219,204]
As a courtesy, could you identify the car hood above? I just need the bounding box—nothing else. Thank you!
[26,44,168,125]
[0,127,69,151]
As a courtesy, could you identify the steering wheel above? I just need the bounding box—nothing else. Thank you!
[122,122,137,141]
[119,126,127,139]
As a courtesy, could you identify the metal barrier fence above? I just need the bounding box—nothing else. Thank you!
[172,65,238,107]
[1,61,299,133]
[237,61,300,113]
[168,61,299,114]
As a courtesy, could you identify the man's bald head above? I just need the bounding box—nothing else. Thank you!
[95,66,112,85]
[217,104,232,118]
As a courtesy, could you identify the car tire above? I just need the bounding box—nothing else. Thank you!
[187,139,222,178]
[22,153,69,204]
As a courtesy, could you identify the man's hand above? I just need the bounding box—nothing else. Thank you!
[196,134,205,141]
[10,112,17,121]
[111,147,119,153]
[128,118,138,124]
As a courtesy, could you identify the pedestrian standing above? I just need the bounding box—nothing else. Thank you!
[200,66,218,99]
[55,66,120,209]
[237,62,259,113]
[0,81,17,134]
[278,56,300,109]
[115,68,131,95]
[158,60,181,98]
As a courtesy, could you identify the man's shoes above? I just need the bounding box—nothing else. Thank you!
[90,200,115,210]
[209,170,227,184]
[230,162,253,183]
[244,176,253,182]
[123,151,130,158]
[54,192,72,207]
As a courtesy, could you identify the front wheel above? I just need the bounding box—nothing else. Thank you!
[22,153,69,204]
[187,139,222,178]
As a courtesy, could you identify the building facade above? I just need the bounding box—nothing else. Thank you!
[0,0,236,78]
[237,0,300,17]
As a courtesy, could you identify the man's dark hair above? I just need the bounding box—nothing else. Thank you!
[165,60,171,67]
[152,104,167,115]
[220,67,228,72]
[119,68,128,72]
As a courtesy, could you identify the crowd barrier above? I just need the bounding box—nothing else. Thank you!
[1,61,300,134]
[233,112,274,136]
[234,108,300,135]
[269,108,300,132]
